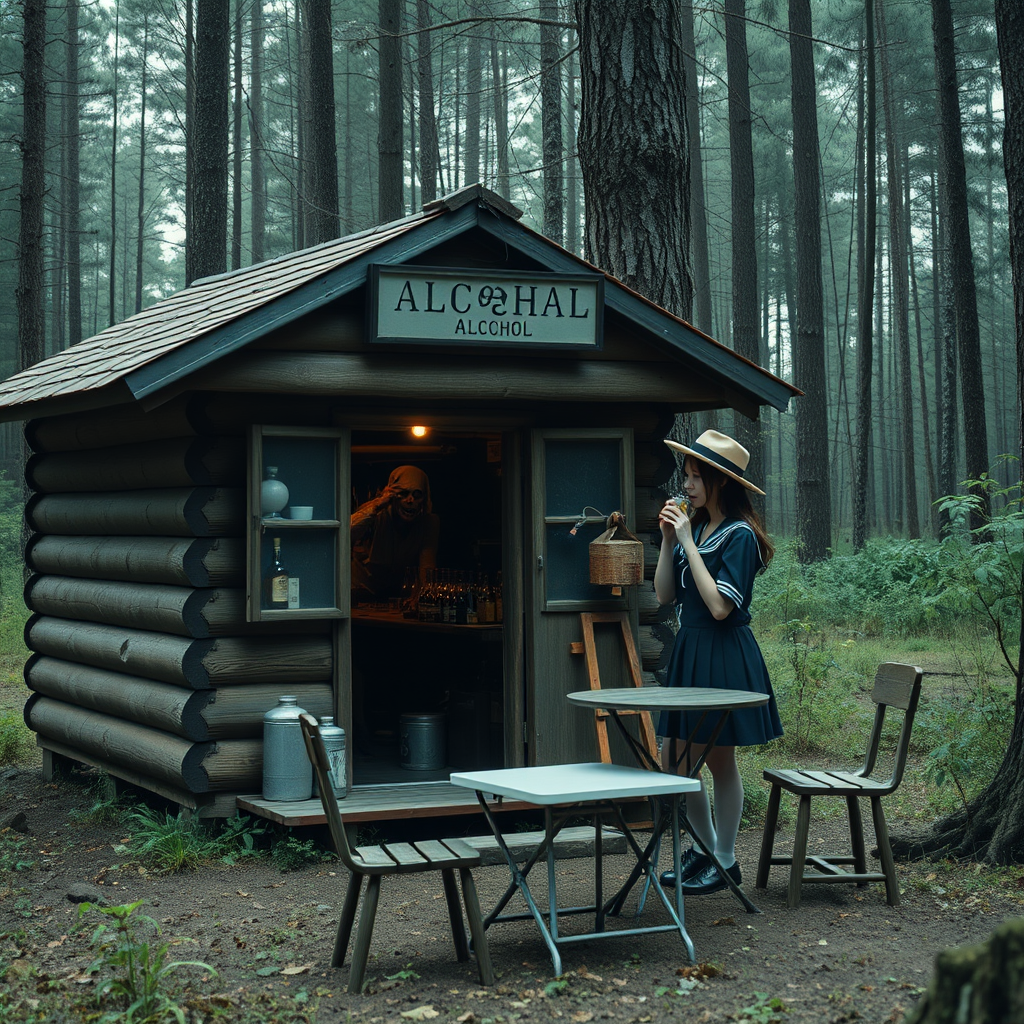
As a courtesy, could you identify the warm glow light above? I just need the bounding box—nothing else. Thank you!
[411,425,428,438]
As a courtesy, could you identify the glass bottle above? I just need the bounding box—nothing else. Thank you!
[264,536,289,608]
[455,571,468,625]
[480,574,496,624]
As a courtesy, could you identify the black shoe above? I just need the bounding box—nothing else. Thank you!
[660,847,711,888]
[680,861,742,895]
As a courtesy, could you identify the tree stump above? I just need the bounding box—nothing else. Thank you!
[905,917,1024,1023]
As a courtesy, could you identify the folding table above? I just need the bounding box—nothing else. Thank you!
[450,762,701,975]
[567,687,770,913]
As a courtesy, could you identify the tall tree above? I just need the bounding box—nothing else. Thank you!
[789,0,832,560]
[65,0,82,346]
[17,0,46,374]
[250,0,266,262]
[231,0,242,270]
[109,5,119,325]
[491,25,509,201]
[893,0,1024,865]
[464,3,482,187]
[932,0,989,529]
[135,10,150,312]
[378,0,403,221]
[724,0,761,478]
[878,0,918,537]
[187,0,229,283]
[417,0,438,205]
[574,0,692,319]
[540,0,563,243]
[304,0,339,243]
[681,1,712,336]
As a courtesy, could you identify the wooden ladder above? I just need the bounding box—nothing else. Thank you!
[570,611,658,765]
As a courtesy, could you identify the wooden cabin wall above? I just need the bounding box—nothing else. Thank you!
[22,398,333,814]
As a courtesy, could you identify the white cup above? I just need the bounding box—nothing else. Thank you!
[289,506,313,520]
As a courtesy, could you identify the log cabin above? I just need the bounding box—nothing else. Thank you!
[0,186,798,822]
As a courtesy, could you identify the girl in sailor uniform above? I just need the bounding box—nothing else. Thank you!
[655,430,783,895]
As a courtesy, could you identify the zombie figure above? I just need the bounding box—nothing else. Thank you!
[350,465,440,600]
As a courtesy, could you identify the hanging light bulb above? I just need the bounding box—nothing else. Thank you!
[411,425,428,438]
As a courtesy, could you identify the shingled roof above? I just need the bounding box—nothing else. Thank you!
[0,185,797,422]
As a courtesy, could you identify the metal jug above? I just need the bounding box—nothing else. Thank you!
[318,716,347,799]
[262,695,312,801]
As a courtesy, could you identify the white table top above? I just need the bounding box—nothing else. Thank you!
[567,687,769,712]
[450,762,701,804]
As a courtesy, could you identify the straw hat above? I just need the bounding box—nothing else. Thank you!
[664,429,765,496]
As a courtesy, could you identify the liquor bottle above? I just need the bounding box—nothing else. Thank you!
[455,572,468,625]
[480,574,496,624]
[264,536,289,608]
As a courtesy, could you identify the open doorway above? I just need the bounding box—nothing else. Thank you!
[349,427,505,786]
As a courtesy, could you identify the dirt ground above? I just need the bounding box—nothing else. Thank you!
[2,764,1023,1024]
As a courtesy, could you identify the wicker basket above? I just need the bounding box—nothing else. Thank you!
[589,512,644,587]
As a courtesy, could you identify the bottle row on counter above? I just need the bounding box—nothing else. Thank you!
[406,568,503,624]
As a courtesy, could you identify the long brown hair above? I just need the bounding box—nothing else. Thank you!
[685,458,774,570]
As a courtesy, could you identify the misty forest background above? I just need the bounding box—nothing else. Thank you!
[0,0,1017,551]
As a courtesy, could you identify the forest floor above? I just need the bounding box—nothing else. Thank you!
[2,760,1023,1024]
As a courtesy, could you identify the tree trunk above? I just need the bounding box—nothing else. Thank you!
[575,0,692,320]
[109,7,119,326]
[304,0,339,244]
[724,0,762,486]
[932,0,989,530]
[464,2,482,187]
[564,37,577,251]
[789,0,831,561]
[540,0,563,244]
[249,0,265,262]
[681,2,712,336]
[895,0,1024,868]
[65,0,82,347]
[231,0,242,270]
[188,0,229,283]
[135,13,149,313]
[378,0,403,221]
[491,26,510,201]
[417,0,438,205]
[854,0,877,551]
[878,0,918,538]
[18,0,46,377]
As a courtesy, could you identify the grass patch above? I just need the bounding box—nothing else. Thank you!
[127,807,267,873]
[0,710,32,766]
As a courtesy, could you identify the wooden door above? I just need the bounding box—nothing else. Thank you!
[526,428,638,766]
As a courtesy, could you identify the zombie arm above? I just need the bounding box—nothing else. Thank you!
[350,485,399,540]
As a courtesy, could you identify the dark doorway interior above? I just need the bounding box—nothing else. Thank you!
[350,428,505,785]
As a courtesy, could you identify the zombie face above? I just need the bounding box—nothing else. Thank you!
[387,466,431,523]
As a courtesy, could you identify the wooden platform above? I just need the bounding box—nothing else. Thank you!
[237,780,538,826]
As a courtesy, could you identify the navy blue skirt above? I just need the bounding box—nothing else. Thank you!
[656,623,783,747]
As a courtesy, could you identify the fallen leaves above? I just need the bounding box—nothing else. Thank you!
[400,1006,439,1020]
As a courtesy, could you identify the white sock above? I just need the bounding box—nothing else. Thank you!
[710,759,744,869]
[684,776,717,856]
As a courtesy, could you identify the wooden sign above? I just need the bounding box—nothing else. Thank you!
[369,265,604,349]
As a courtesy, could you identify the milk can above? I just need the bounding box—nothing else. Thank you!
[262,695,312,801]
[318,716,347,798]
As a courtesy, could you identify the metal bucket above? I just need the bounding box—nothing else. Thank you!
[399,713,447,771]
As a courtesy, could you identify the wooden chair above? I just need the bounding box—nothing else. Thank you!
[756,663,923,908]
[298,714,494,993]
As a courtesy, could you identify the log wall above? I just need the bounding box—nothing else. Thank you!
[22,407,332,804]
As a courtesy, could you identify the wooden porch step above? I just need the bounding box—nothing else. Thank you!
[237,780,538,826]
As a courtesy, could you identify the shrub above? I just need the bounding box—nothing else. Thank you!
[127,807,265,873]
